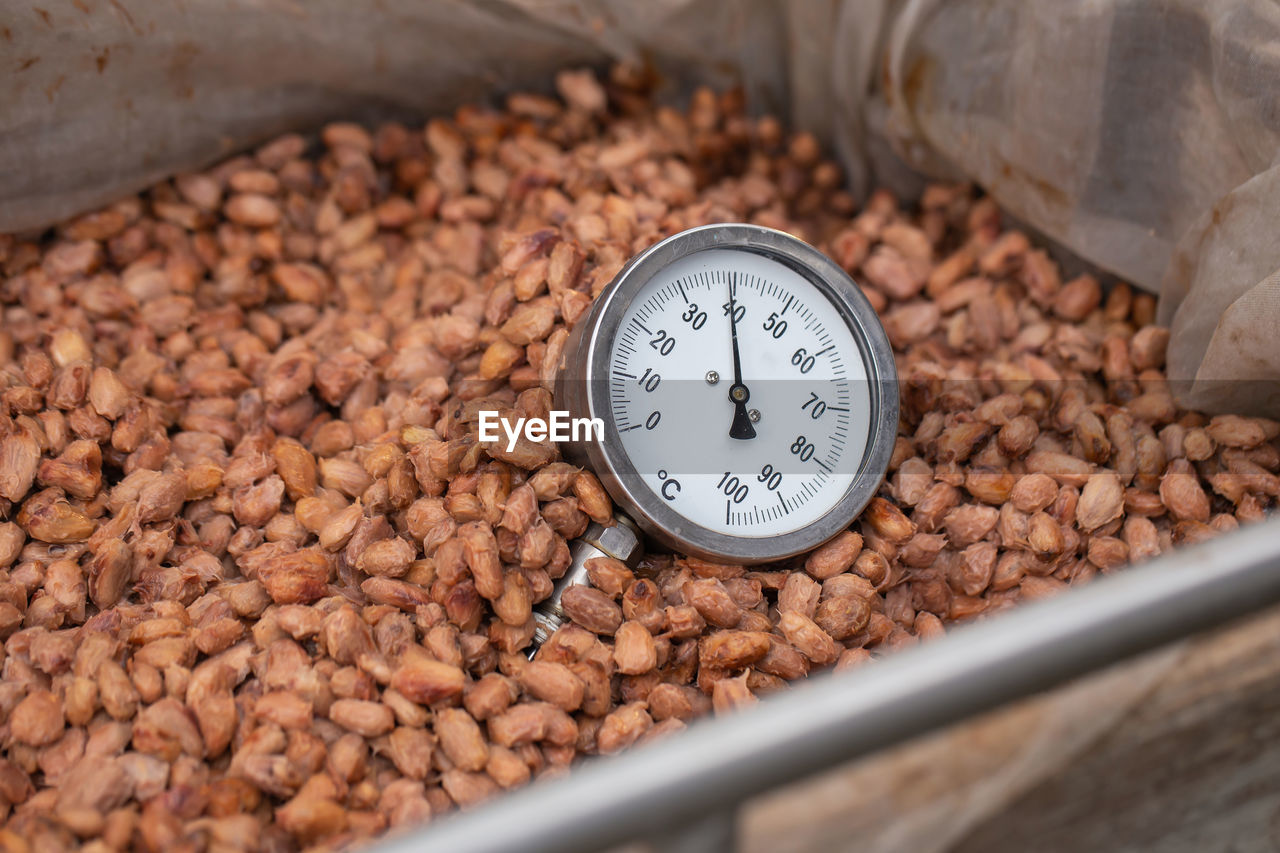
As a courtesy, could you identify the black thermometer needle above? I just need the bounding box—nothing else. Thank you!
[727,272,756,440]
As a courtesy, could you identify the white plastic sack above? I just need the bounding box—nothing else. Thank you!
[2,0,1277,415]
[877,0,1280,418]
[0,0,834,232]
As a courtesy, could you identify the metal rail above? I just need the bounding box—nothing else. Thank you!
[379,516,1280,853]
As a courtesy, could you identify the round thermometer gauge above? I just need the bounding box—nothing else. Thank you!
[556,224,897,564]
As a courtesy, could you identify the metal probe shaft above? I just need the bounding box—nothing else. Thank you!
[530,514,644,653]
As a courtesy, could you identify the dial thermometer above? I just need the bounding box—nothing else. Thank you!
[532,224,898,645]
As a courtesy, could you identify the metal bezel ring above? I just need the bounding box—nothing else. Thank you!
[558,223,899,565]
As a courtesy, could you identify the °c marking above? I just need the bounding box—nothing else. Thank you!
[657,469,681,501]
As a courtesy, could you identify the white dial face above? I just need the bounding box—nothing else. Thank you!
[605,248,872,538]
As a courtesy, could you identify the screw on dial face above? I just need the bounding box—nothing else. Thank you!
[606,247,873,539]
